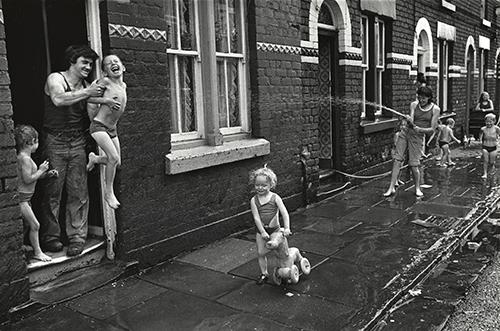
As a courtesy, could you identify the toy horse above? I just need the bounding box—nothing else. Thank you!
[265,228,311,285]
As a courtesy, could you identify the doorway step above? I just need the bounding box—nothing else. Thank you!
[317,169,350,200]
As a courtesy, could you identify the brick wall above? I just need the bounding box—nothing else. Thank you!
[104,0,304,266]
[0,0,29,321]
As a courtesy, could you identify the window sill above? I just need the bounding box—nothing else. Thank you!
[165,138,270,174]
[482,19,491,28]
[360,117,399,134]
[441,0,456,12]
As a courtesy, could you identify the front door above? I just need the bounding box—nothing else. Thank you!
[3,0,106,258]
[318,30,339,169]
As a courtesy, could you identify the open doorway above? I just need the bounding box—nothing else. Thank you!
[3,0,104,270]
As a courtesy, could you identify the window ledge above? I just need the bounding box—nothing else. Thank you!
[166,138,270,174]
[360,117,398,134]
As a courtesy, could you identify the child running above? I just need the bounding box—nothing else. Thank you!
[15,125,58,262]
[249,165,291,285]
[479,113,500,178]
[86,54,127,209]
[437,118,460,167]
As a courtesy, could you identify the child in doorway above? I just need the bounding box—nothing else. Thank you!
[86,54,127,209]
[437,118,461,167]
[479,113,500,178]
[249,165,291,285]
[475,91,494,112]
[15,125,58,262]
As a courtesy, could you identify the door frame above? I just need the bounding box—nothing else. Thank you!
[465,45,474,137]
[86,0,117,260]
[318,27,340,170]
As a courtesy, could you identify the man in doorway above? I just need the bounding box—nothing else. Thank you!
[41,45,104,256]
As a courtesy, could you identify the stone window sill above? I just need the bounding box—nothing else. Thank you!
[440,112,456,120]
[360,117,398,134]
[165,138,270,174]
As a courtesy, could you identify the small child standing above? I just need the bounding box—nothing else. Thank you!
[15,125,58,261]
[436,118,460,167]
[86,54,127,209]
[479,113,500,178]
[249,165,291,285]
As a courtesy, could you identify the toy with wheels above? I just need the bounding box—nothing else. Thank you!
[265,228,311,285]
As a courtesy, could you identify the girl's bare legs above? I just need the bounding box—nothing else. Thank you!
[384,160,402,197]
[490,150,497,174]
[482,149,489,178]
[256,234,269,284]
[20,202,51,261]
[412,165,423,197]
[90,132,121,209]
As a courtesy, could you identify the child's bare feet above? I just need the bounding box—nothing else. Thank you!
[105,193,120,209]
[86,152,98,171]
[482,173,488,179]
[33,252,52,262]
[415,189,424,197]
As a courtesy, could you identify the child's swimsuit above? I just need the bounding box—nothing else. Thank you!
[90,119,118,138]
[254,193,279,230]
[482,127,498,153]
[18,191,33,203]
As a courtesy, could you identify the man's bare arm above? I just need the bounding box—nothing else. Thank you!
[46,73,103,106]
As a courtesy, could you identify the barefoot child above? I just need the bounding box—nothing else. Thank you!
[479,113,500,178]
[86,54,127,209]
[250,165,291,285]
[15,125,58,261]
[437,118,460,167]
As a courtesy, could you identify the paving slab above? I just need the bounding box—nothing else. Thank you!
[105,288,286,331]
[302,216,362,235]
[288,258,397,309]
[301,200,358,219]
[11,306,120,331]
[65,276,167,320]
[138,260,248,300]
[216,281,356,330]
[287,231,354,256]
[176,237,256,273]
[341,206,405,226]
[411,201,472,218]
[228,252,325,281]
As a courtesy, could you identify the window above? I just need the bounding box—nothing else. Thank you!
[438,40,452,112]
[481,0,486,19]
[361,15,386,120]
[166,0,248,144]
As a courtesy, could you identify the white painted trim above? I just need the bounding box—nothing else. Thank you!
[339,46,361,54]
[441,0,456,11]
[300,40,317,49]
[339,59,362,66]
[437,21,456,41]
[387,63,411,70]
[482,19,492,28]
[464,36,476,71]
[448,73,461,78]
[426,71,439,77]
[414,18,434,70]
[307,0,352,51]
[387,52,413,62]
[409,70,418,76]
[86,0,116,261]
[479,35,490,50]
[449,65,462,71]
[166,139,270,174]
[301,56,319,64]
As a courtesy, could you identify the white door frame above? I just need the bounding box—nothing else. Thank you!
[86,0,117,260]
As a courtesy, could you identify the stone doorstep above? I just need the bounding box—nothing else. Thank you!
[358,189,500,330]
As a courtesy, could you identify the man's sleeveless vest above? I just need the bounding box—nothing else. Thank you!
[43,72,88,134]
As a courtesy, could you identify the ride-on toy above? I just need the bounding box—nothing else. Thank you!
[265,228,311,285]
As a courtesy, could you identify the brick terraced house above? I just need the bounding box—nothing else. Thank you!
[1,0,500,321]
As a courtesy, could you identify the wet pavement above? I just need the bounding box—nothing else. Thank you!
[6,144,500,331]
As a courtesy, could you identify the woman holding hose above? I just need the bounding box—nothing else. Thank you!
[383,86,440,197]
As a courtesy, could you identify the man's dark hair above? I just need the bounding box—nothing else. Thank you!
[64,45,99,68]
[417,85,433,101]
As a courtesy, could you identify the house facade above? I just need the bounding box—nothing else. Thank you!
[1,0,499,321]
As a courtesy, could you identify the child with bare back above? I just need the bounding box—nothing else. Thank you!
[86,54,127,209]
[15,125,58,261]
[436,118,460,167]
[249,165,291,285]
